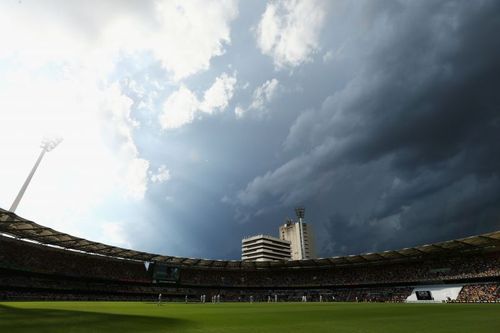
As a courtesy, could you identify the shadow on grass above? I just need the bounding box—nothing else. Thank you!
[0,304,192,333]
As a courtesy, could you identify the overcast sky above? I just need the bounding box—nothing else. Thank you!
[1,0,499,260]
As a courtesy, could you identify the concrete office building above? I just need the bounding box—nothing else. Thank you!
[241,235,291,261]
[279,208,317,260]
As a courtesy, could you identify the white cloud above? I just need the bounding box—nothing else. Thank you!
[151,0,239,80]
[160,73,237,129]
[160,85,200,129]
[99,83,151,200]
[250,78,280,110]
[0,1,238,81]
[235,106,246,118]
[236,78,280,118]
[323,43,347,63]
[200,73,237,113]
[323,50,334,63]
[151,165,171,183]
[125,158,150,200]
[256,0,327,68]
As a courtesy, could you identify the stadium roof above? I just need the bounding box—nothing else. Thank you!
[1,208,499,269]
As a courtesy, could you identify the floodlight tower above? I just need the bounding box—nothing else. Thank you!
[295,207,306,260]
[9,138,63,213]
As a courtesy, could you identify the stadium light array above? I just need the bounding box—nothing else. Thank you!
[9,137,63,213]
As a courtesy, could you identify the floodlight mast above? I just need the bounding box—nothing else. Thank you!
[9,138,63,213]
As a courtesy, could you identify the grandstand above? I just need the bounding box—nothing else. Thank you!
[0,208,499,303]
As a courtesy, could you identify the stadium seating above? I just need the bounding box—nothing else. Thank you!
[456,284,499,302]
[1,233,499,302]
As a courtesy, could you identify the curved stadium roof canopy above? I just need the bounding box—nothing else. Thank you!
[1,208,499,269]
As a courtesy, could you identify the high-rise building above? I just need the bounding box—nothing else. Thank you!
[279,208,316,260]
[241,235,291,261]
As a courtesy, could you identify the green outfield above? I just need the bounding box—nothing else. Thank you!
[0,301,498,333]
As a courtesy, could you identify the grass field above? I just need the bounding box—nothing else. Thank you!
[0,301,498,333]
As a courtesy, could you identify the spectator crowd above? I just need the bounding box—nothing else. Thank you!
[1,234,498,302]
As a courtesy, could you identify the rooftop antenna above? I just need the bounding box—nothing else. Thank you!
[9,137,63,213]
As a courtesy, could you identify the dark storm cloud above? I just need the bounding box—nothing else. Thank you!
[235,0,500,256]
[117,0,500,260]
